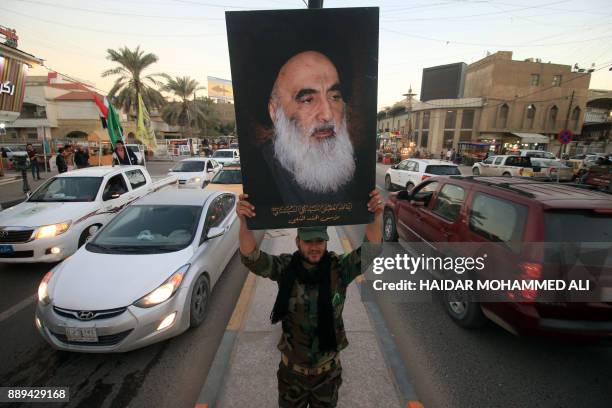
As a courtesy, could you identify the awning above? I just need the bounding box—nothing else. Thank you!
[511,133,549,144]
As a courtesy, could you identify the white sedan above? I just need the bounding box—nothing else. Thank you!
[385,159,461,191]
[168,158,221,188]
[35,189,239,352]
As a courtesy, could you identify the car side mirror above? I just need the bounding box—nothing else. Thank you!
[206,226,225,240]
[396,190,410,200]
[207,169,213,173]
[103,191,122,201]
[391,164,398,169]
[410,200,425,207]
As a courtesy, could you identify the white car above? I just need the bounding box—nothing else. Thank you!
[385,159,461,191]
[472,155,534,177]
[212,149,240,166]
[168,158,222,188]
[0,166,175,263]
[35,189,240,352]
[126,144,145,165]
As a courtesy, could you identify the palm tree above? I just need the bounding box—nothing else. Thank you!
[102,46,166,117]
[161,76,217,137]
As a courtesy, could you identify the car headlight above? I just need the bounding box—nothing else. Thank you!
[35,221,71,239]
[187,176,202,184]
[38,270,53,305]
[133,264,189,308]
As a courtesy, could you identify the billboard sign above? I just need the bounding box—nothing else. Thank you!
[0,55,27,114]
[207,76,233,102]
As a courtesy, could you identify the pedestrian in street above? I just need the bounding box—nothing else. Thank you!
[74,145,90,168]
[112,140,138,165]
[64,143,75,171]
[56,148,68,174]
[446,148,453,162]
[237,190,383,408]
[440,150,444,160]
[0,147,6,176]
[26,143,42,180]
[415,149,421,158]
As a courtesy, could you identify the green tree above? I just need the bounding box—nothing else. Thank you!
[161,76,219,137]
[102,46,166,117]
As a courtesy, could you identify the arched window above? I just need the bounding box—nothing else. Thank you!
[497,104,509,128]
[570,107,581,130]
[547,105,559,130]
[524,104,536,129]
[66,131,88,139]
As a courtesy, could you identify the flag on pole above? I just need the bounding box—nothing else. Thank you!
[93,94,123,147]
[137,94,158,150]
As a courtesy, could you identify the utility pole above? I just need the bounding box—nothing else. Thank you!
[562,90,575,156]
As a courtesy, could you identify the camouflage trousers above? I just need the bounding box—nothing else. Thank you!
[277,358,342,408]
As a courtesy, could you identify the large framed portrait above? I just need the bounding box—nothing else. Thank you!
[226,7,379,229]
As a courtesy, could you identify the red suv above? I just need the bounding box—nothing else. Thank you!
[383,176,612,337]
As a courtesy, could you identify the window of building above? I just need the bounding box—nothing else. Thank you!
[497,104,509,128]
[444,110,457,129]
[524,104,536,129]
[571,107,581,130]
[548,105,559,129]
[443,130,454,149]
[27,133,38,140]
[422,111,431,130]
[421,130,429,148]
[530,74,540,86]
[552,75,562,86]
[415,112,420,130]
[461,110,475,129]
[460,130,472,141]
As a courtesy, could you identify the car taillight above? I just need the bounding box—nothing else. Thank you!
[518,262,542,302]
[421,175,430,181]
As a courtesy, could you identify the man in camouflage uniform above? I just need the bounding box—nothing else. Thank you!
[237,189,383,408]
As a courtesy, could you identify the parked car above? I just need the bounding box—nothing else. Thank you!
[385,159,460,191]
[204,164,243,195]
[168,158,222,188]
[472,155,535,177]
[383,176,612,337]
[529,158,573,181]
[581,164,612,193]
[1,145,28,159]
[35,189,240,352]
[212,148,240,166]
[0,166,176,263]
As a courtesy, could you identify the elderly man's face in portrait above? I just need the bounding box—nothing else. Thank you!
[268,51,355,194]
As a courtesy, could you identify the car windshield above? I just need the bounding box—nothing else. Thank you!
[544,210,612,242]
[171,161,205,172]
[28,177,103,202]
[213,151,233,158]
[425,165,461,175]
[211,169,242,184]
[505,156,532,167]
[88,205,202,254]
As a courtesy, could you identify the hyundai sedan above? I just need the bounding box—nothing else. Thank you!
[35,188,239,352]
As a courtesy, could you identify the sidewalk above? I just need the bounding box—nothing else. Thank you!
[206,227,403,408]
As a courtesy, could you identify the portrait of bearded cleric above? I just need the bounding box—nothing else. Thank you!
[226,7,379,229]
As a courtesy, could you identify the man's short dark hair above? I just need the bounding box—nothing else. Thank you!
[116,140,124,145]
[58,147,64,153]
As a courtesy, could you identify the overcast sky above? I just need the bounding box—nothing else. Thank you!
[3,0,611,110]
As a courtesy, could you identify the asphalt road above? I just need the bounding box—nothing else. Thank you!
[0,160,249,408]
[340,163,612,408]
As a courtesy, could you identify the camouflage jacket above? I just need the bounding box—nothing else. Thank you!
[241,247,362,366]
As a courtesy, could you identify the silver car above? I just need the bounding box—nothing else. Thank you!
[35,188,239,352]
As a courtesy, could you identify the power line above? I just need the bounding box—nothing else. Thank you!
[0,6,224,37]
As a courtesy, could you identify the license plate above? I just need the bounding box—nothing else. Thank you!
[178,180,186,184]
[66,327,98,342]
[0,245,14,254]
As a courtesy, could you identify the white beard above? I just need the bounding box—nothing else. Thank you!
[272,106,356,194]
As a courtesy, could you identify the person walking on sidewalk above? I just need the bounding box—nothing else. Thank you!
[26,143,42,180]
[74,145,90,168]
[237,190,383,408]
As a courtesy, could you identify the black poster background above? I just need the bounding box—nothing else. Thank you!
[226,7,379,230]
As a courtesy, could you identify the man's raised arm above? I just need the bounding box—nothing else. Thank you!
[237,193,258,256]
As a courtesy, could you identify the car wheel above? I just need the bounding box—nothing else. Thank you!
[383,210,398,242]
[78,224,101,247]
[443,286,487,329]
[190,274,210,328]
[385,175,392,191]
[502,172,512,177]
[472,167,480,176]
[406,182,415,192]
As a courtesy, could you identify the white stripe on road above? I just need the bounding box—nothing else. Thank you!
[0,294,36,324]
[0,178,20,186]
